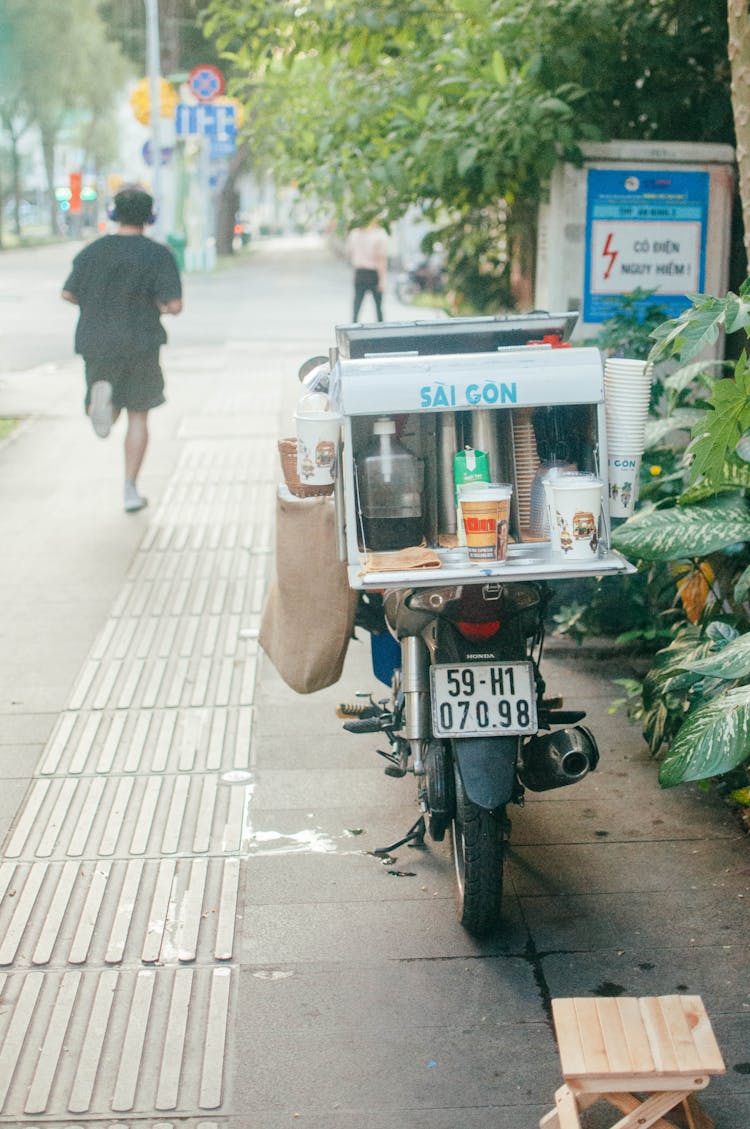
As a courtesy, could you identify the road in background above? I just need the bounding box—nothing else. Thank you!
[0,233,414,373]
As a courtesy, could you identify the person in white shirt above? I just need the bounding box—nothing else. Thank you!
[347,218,389,322]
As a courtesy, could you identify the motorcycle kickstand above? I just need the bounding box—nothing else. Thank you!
[372,815,427,855]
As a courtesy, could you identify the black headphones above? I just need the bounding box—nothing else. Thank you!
[108,187,157,226]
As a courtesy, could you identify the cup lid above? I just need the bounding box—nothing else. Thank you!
[551,476,603,490]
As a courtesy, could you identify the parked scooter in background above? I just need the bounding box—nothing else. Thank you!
[395,252,447,304]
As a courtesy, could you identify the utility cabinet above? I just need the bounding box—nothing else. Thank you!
[535,141,735,351]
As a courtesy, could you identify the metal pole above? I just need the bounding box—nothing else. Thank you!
[144,0,164,240]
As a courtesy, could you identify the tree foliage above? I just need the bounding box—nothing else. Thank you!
[200,0,732,213]
[0,0,129,238]
[99,0,223,75]
[200,0,731,303]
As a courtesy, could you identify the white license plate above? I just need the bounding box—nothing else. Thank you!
[430,661,537,737]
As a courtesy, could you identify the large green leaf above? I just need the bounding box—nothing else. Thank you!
[682,630,750,679]
[678,457,750,505]
[641,633,712,710]
[735,564,750,604]
[611,495,750,562]
[644,409,705,448]
[643,700,668,753]
[491,50,508,85]
[648,296,726,363]
[688,351,750,485]
[663,360,730,399]
[724,293,750,334]
[658,685,750,786]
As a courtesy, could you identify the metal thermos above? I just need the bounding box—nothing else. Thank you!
[437,413,458,535]
[471,410,500,480]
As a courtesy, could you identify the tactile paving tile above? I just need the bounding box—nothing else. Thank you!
[15,1122,222,1129]
[0,856,241,967]
[0,433,279,1121]
[0,967,232,1116]
[3,773,253,861]
[40,707,255,777]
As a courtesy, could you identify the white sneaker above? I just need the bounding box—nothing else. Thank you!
[89,381,114,438]
[124,481,148,513]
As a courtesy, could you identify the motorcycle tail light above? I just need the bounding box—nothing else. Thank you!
[456,620,501,641]
[407,586,463,612]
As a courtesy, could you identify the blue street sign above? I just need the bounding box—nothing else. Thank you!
[210,136,237,160]
[142,141,174,167]
[175,103,237,138]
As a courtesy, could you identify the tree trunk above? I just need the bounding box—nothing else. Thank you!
[11,136,22,237]
[39,123,58,235]
[728,0,750,262]
[508,199,536,310]
[160,0,181,76]
[214,137,251,256]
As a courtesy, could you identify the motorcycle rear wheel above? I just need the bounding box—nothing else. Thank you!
[451,763,505,935]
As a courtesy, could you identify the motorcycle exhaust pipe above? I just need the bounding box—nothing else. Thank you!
[518,726,599,792]
[401,635,430,764]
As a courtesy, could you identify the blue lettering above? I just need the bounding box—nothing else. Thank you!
[420,381,517,409]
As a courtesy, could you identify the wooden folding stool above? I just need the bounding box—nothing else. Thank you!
[541,995,726,1129]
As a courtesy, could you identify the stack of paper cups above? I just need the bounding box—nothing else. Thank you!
[604,358,652,518]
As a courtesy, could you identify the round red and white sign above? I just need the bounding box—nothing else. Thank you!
[187,64,225,103]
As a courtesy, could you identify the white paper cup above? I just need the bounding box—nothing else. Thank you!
[604,382,651,395]
[607,425,649,447]
[604,359,652,377]
[604,385,651,400]
[608,455,641,517]
[294,410,342,485]
[549,476,603,559]
[605,404,649,416]
[606,418,650,429]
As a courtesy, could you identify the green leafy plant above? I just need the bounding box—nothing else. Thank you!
[650,281,750,489]
[593,288,668,360]
[609,286,750,796]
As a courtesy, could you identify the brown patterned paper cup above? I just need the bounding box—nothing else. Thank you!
[550,476,603,559]
[608,455,641,517]
[461,483,513,563]
[294,410,342,485]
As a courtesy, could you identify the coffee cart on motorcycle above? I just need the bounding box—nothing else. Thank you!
[318,314,637,934]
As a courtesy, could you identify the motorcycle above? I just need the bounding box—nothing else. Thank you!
[294,315,626,938]
[343,581,598,935]
[395,253,447,304]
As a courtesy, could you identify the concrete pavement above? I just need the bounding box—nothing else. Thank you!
[0,236,747,1128]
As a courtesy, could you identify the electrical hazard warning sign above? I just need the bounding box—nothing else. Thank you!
[583,169,710,323]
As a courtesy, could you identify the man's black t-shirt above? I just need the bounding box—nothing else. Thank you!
[63,234,182,358]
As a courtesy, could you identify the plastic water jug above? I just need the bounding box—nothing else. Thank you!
[356,418,424,551]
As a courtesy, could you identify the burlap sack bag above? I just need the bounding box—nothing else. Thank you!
[259,492,359,694]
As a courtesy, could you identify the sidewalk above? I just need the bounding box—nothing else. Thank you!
[0,240,747,1128]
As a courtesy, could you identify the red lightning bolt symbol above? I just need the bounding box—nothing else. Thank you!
[602,233,618,280]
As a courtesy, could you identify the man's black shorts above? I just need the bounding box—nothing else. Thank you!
[84,353,165,413]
